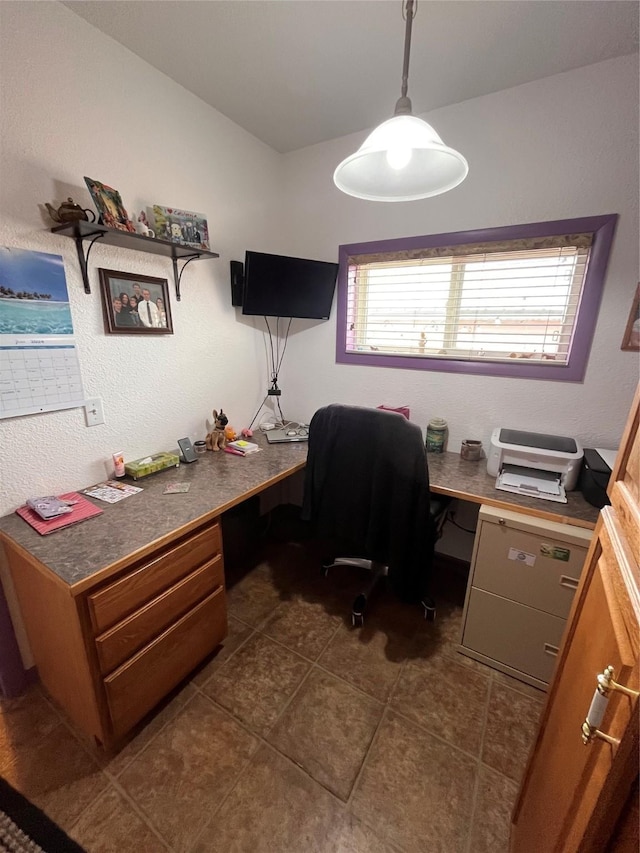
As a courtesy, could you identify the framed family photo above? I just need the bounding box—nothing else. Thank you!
[621,283,640,352]
[98,269,173,335]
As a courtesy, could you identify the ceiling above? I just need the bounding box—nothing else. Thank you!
[64,1,638,153]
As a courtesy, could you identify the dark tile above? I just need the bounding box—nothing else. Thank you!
[1,722,108,830]
[103,682,197,778]
[226,564,283,625]
[191,616,254,687]
[414,600,465,646]
[118,693,257,851]
[202,633,310,736]
[391,654,491,755]
[411,604,494,676]
[0,687,61,771]
[482,682,543,783]
[412,631,491,676]
[259,597,340,659]
[69,784,168,852]
[193,745,392,853]
[357,593,430,639]
[468,765,519,853]
[261,540,326,592]
[491,669,548,701]
[319,621,413,702]
[268,668,383,801]
[351,710,477,853]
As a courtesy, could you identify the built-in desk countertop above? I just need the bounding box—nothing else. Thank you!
[0,438,307,593]
[0,440,598,595]
[426,451,599,530]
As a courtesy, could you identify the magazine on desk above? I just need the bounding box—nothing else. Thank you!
[83,480,143,503]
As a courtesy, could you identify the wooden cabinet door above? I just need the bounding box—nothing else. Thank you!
[511,387,640,853]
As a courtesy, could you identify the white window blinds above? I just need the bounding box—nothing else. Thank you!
[346,236,592,366]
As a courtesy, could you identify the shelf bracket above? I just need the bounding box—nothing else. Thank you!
[171,254,200,301]
[52,221,219,298]
[72,230,105,294]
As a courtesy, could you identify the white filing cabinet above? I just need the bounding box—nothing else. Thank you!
[459,505,592,689]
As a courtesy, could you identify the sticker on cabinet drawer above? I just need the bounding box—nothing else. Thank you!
[540,544,571,561]
[508,547,536,566]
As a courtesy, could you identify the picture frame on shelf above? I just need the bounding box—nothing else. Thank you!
[98,269,172,335]
[148,205,210,250]
[84,177,136,233]
[621,283,640,352]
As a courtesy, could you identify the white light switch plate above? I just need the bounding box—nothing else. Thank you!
[84,398,105,427]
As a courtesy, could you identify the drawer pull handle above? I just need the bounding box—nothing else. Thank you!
[559,575,579,590]
[581,665,639,748]
[543,643,559,657]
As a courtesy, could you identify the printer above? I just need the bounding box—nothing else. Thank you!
[487,428,583,504]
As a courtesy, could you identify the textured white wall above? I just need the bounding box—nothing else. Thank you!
[278,55,639,454]
[0,1,284,517]
[0,4,638,659]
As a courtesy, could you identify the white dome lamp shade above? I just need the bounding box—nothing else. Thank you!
[334,0,468,202]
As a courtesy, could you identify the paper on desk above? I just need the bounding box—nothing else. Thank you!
[83,481,143,503]
[496,463,566,502]
[163,483,191,494]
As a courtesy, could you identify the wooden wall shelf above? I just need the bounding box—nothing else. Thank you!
[51,220,219,301]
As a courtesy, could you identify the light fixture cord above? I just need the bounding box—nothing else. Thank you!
[395,0,416,116]
[401,0,416,99]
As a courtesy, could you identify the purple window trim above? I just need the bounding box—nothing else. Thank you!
[335,214,618,382]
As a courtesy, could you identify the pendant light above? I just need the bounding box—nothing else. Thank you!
[333,0,468,202]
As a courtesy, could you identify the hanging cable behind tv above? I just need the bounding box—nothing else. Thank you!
[247,316,292,431]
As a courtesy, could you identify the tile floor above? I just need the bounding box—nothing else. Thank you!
[0,527,546,853]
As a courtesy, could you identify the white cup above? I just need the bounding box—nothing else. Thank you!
[135,221,155,238]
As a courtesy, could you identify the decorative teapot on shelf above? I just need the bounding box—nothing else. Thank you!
[44,197,96,224]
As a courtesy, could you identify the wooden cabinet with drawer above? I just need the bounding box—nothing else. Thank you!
[460,505,592,689]
[3,519,227,747]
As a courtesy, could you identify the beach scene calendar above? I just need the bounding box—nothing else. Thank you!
[0,246,85,419]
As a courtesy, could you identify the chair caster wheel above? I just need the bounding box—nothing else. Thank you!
[421,599,436,623]
[351,612,364,628]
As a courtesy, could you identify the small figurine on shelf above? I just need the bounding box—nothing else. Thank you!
[135,210,155,238]
[205,409,229,452]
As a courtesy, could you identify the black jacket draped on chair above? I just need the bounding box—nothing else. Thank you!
[301,404,436,603]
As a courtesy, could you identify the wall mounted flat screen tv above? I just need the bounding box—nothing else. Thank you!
[242,250,338,320]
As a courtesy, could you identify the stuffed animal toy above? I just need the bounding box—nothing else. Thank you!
[205,409,229,452]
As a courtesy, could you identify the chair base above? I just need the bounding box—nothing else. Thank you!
[321,557,387,627]
[321,557,436,627]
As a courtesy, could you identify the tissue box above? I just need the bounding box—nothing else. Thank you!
[125,451,180,480]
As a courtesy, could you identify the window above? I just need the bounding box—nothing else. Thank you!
[336,215,617,381]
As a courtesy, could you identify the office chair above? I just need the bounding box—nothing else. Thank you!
[301,404,450,627]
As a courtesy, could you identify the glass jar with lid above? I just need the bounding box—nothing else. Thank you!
[426,418,448,453]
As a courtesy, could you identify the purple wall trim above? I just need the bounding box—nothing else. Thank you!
[0,580,28,698]
[336,214,618,381]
